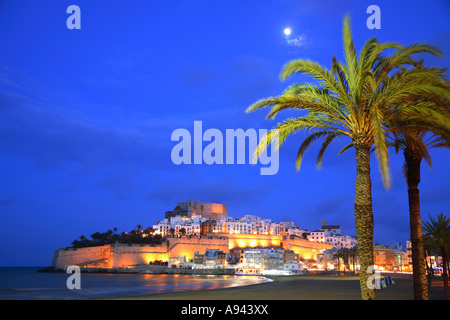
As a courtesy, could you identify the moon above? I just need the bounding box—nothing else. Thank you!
[284,28,291,36]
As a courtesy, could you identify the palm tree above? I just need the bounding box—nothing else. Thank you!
[386,69,450,299]
[333,248,349,275]
[144,227,155,235]
[422,213,450,299]
[349,245,359,275]
[423,234,438,290]
[330,66,449,298]
[246,15,445,300]
[392,132,449,299]
[333,249,343,275]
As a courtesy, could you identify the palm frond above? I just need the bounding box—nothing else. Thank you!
[372,110,391,189]
[294,130,330,171]
[316,132,342,169]
[337,143,354,156]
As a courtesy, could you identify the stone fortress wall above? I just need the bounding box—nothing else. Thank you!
[51,234,333,270]
[166,235,229,260]
[52,245,113,269]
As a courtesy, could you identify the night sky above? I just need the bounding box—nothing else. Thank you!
[0,0,449,266]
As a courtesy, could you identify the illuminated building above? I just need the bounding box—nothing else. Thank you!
[236,248,303,275]
[373,246,396,271]
[193,249,227,269]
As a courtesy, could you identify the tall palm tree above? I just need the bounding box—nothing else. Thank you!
[382,65,450,299]
[423,213,450,299]
[246,15,445,300]
[330,65,449,299]
[391,128,449,299]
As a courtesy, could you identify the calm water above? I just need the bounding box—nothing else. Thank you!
[0,267,269,300]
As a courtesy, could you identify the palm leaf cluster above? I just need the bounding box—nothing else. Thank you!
[247,17,449,189]
[423,213,450,299]
[246,15,450,300]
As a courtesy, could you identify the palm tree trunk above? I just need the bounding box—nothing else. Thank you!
[353,136,375,300]
[442,249,449,299]
[404,149,428,300]
[425,251,432,291]
[339,257,342,276]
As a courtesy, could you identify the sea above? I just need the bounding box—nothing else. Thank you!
[0,267,269,300]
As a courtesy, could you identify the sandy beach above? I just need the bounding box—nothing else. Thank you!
[107,273,447,300]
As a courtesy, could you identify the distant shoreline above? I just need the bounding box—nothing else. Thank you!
[0,267,269,300]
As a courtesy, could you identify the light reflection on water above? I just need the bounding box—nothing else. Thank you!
[0,267,270,300]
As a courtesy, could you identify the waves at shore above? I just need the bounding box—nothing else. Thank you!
[0,267,270,300]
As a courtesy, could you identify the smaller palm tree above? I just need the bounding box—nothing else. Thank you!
[333,250,342,275]
[333,248,348,276]
[349,245,359,275]
[423,234,439,290]
[144,227,154,235]
[422,213,450,299]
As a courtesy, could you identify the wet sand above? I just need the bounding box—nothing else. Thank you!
[107,273,447,300]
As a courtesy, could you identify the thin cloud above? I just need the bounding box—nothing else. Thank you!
[286,33,308,47]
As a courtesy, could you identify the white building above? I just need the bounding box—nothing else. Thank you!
[168,256,186,268]
[153,214,205,236]
[309,220,357,249]
[310,230,326,243]
[237,248,286,274]
[154,212,356,249]
[321,220,342,235]
[284,260,304,273]
[284,227,306,238]
[324,234,356,248]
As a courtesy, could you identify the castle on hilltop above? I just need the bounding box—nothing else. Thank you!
[165,200,228,220]
[50,200,352,273]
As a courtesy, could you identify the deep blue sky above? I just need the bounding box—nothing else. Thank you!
[0,1,449,266]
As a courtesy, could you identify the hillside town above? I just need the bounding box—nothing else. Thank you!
[49,200,429,276]
[151,200,414,274]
